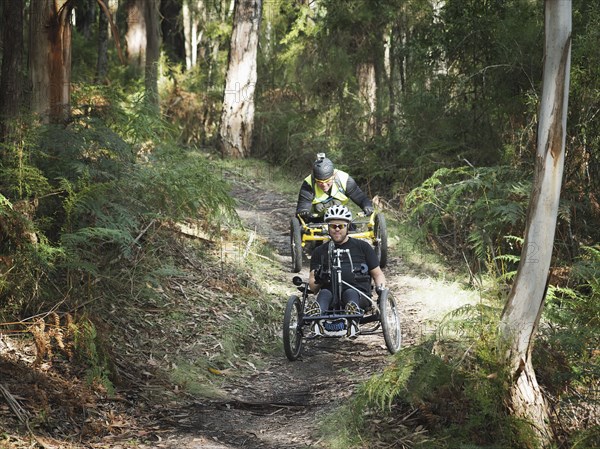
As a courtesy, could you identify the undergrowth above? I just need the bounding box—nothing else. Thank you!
[0,85,240,394]
[321,303,537,449]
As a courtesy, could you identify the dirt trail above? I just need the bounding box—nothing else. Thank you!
[0,172,472,449]
[145,175,472,449]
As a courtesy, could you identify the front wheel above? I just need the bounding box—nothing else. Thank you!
[283,295,304,361]
[290,217,303,273]
[374,213,388,268]
[379,289,401,354]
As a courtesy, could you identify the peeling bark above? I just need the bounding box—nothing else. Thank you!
[218,0,262,159]
[499,1,571,447]
[29,0,74,124]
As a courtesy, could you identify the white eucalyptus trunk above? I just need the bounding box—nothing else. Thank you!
[500,1,571,447]
[183,0,202,70]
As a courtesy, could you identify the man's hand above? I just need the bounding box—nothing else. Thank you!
[376,284,386,294]
[363,206,374,216]
[314,266,329,285]
[298,210,311,219]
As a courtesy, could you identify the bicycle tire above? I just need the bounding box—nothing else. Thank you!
[290,217,303,273]
[283,295,303,360]
[379,289,401,354]
[375,213,388,268]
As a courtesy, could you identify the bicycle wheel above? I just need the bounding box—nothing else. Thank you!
[283,295,304,360]
[290,217,303,273]
[379,289,401,354]
[374,213,388,268]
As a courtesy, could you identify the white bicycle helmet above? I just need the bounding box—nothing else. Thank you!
[324,204,352,222]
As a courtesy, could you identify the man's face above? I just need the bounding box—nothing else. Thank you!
[315,176,334,192]
[328,220,349,243]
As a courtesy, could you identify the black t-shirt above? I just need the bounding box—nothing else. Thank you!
[310,238,379,295]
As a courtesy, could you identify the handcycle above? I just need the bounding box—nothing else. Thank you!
[290,210,388,273]
[282,244,401,361]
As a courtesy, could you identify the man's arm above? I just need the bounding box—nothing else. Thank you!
[296,180,315,215]
[345,176,373,213]
[370,266,386,289]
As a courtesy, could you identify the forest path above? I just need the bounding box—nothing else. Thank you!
[0,167,475,449]
[147,172,476,449]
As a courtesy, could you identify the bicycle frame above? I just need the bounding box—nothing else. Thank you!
[297,213,377,248]
[328,245,377,312]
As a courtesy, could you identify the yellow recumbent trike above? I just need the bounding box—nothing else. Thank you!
[289,211,388,273]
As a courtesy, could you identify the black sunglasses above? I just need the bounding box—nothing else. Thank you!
[328,223,347,230]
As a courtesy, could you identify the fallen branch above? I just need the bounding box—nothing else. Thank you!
[0,383,30,423]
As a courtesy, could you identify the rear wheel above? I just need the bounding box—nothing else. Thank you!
[290,217,303,273]
[374,213,388,268]
[283,295,304,360]
[379,289,401,354]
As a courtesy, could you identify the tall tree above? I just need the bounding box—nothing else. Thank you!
[218,0,262,158]
[160,0,185,65]
[124,0,146,69]
[0,0,24,141]
[499,1,572,447]
[96,0,109,82]
[144,0,162,111]
[75,0,96,40]
[29,0,75,124]
[183,0,202,70]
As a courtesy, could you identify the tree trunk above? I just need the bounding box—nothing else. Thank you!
[218,0,262,158]
[96,0,109,82]
[183,0,202,70]
[144,0,161,111]
[499,1,571,447]
[357,62,377,139]
[160,0,185,64]
[29,0,74,124]
[125,0,146,69]
[0,0,24,142]
[75,0,96,39]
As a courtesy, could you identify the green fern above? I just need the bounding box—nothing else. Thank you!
[405,166,532,278]
[359,343,452,411]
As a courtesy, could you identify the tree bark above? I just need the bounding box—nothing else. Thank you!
[218,0,262,158]
[144,0,161,111]
[0,0,24,142]
[500,1,571,447]
[183,0,202,70]
[29,0,74,124]
[96,0,109,82]
[124,0,146,69]
[160,0,185,64]
[357,62,377,139]
[75,0,96,39]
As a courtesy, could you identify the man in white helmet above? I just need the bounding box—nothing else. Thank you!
[296,153,374,221]
[308,204,385,314]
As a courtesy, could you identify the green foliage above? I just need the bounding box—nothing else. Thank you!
[328,304,537,449]
[405,165,532,277]
[362,344,453,411]
[72,317,115,395]
[538,246,600,390]
[135,146,237,225]
[0,87,237,316]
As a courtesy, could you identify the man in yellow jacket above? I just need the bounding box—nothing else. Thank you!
[296,153,374,221]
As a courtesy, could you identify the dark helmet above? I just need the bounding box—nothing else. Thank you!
[312,153,334,180]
